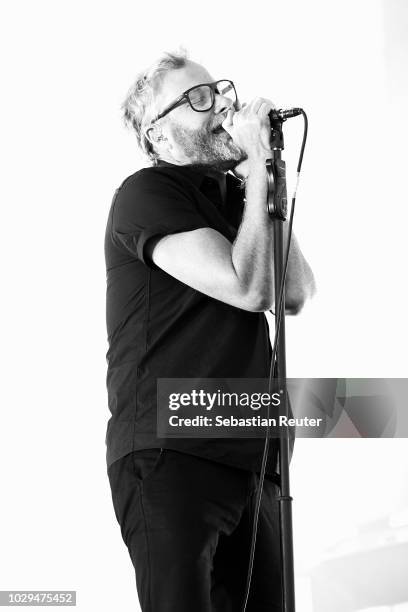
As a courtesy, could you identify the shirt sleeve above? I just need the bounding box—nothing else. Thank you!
[111,168,210,268]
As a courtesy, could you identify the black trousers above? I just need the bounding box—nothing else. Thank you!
[108,449,283,612]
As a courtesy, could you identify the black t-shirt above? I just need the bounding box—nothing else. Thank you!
[104,161,280,474]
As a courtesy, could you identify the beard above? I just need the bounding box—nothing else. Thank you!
[169,120,246,171]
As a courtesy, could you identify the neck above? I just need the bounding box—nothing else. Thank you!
[157,150,191,166]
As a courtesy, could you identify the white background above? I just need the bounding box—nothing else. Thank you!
[1,0,407,610]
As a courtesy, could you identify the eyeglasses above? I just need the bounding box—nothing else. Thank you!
[151,79,237,122]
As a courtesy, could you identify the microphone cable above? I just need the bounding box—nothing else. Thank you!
[241,110,308,612]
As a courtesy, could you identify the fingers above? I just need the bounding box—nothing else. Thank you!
[240,97,276,117]
[224,97,275,123]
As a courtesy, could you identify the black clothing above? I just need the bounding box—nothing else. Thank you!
[108,449,282,612]
[104,161,279,474]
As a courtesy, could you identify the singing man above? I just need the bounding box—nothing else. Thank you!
[105,50,315,612]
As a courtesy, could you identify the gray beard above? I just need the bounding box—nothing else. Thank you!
[170,122,246,171]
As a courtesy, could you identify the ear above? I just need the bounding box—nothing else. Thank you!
[145,124,166,145]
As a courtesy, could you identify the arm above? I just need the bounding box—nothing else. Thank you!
[151,169,315,314]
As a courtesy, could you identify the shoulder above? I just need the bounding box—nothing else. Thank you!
[117,165,198,198]
[111,165,203,229]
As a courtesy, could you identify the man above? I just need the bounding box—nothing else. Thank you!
[105,51,315,612]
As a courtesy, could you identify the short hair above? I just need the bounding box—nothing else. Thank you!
[122,50,188,164]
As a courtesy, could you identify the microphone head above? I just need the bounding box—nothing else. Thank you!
[269,108,303,122]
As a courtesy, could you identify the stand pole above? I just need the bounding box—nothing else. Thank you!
[267,118,296,611]
[274,212,296,612]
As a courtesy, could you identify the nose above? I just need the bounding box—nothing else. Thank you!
[213,92,235,114]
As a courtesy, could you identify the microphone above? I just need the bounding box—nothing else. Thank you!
[269,108,303,122]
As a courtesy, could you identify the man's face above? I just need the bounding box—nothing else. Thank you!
[153,61,245,169]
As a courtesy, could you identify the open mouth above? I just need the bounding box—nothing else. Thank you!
[212,125,225,134]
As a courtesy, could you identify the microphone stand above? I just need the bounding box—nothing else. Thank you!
[266,116,296,612]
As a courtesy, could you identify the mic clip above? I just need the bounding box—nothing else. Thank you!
[266,158,288,220]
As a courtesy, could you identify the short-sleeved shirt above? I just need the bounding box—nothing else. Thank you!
[104,160,280,474]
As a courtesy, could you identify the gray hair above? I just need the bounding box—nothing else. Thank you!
[122,50,188,164]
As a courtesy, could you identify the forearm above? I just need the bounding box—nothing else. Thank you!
[231,156,275,311]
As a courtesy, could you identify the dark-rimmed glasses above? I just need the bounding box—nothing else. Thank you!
[151,79,237,122]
